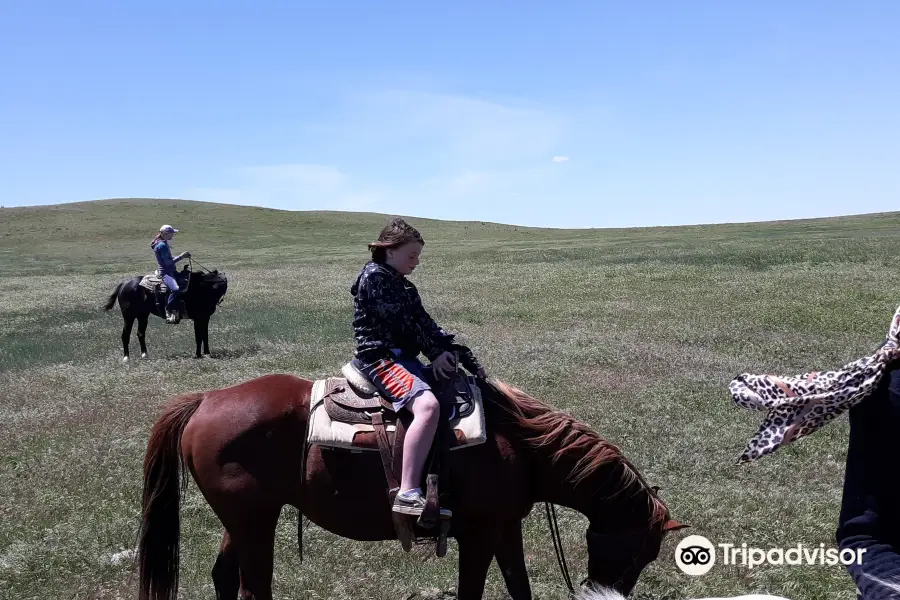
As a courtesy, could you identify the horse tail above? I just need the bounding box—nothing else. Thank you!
[137,392,204,600]
[103,282,123,311]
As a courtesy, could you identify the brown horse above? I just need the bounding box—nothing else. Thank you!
[136,374,686,600]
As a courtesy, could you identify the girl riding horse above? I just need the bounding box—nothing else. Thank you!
[350,217,486,518]
[150,224,191,323]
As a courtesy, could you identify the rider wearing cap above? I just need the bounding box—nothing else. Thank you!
[150,225,191,323]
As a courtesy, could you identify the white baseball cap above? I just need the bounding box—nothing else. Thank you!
[160,224,179,233]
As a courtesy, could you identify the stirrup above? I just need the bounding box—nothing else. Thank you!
[392,491,452,519]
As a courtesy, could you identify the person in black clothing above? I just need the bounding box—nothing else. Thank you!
[836,359,900,598]
[350,217,486,518]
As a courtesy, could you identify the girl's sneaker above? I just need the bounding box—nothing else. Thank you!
[392,489,452,518]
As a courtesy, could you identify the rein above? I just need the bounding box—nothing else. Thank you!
[189,259,227,306]
[191,258,216,274]
[545,502,576,594]
[178,258,192,294]
[544,458,665,596]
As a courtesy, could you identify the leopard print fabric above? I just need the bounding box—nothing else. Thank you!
[729,305,900,463]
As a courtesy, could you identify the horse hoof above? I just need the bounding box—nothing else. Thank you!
[122,356,129,363]
[141,353,148,359]
[436,520,450,557]
[393,514,414,552]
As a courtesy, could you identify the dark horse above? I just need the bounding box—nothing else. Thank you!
[104,266,228,360]
[137,374,686,600]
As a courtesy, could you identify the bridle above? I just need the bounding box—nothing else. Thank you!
[546,463,668,596]
[188,259,228,306]
[547,503,659,596]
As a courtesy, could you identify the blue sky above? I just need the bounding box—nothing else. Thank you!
[1,1,898,228]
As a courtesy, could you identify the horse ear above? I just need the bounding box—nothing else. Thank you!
[663,519,689,532]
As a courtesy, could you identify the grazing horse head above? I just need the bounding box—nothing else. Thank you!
[483,378,688,596]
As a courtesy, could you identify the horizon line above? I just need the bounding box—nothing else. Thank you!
[2,196,898,232]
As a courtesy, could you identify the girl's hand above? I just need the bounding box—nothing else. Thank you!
[432,351,457,379]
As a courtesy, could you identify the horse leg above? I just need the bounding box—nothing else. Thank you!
[194,314,211,356]
[193,315,211,358]
[212,531,240,600]
[137,313,149,359]
[456,523,503,600]
[494,519,532,600]
[121,314,135,361]
[203,317,211,355]
[227,507,280,600]
[193,317,204,359]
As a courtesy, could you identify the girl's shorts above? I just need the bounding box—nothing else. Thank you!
[352,355,432,412]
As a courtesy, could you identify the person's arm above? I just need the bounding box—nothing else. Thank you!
[835,371,900,599]
[408,284,484,374]
[451,342,485,377]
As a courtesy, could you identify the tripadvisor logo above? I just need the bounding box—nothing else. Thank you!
[674,535,866,576]
[675,535,716,575]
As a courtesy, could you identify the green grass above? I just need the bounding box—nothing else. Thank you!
[2,198,900,599]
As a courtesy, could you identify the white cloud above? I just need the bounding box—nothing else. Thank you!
[186,163,369,211]
[184,90,571,218]
[238,164,346,189]
[447,170,492,192]
[551,156,570,163]
[315,89,566,167]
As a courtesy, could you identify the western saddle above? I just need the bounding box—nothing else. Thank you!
[139,267,188,323]
[318,357,477,555]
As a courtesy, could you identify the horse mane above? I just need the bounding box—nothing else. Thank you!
[485,378,627,484]
[192,269,226,283]
[484,378,669,524]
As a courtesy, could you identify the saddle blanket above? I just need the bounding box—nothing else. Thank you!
[307,377,488,452]
[139,272,169,293]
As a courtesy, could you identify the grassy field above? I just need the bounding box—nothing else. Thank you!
[2,198,899,600]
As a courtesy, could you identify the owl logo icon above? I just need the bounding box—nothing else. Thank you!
[675,535,716,576]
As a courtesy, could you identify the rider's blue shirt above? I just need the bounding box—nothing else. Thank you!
[152,240,177,276]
